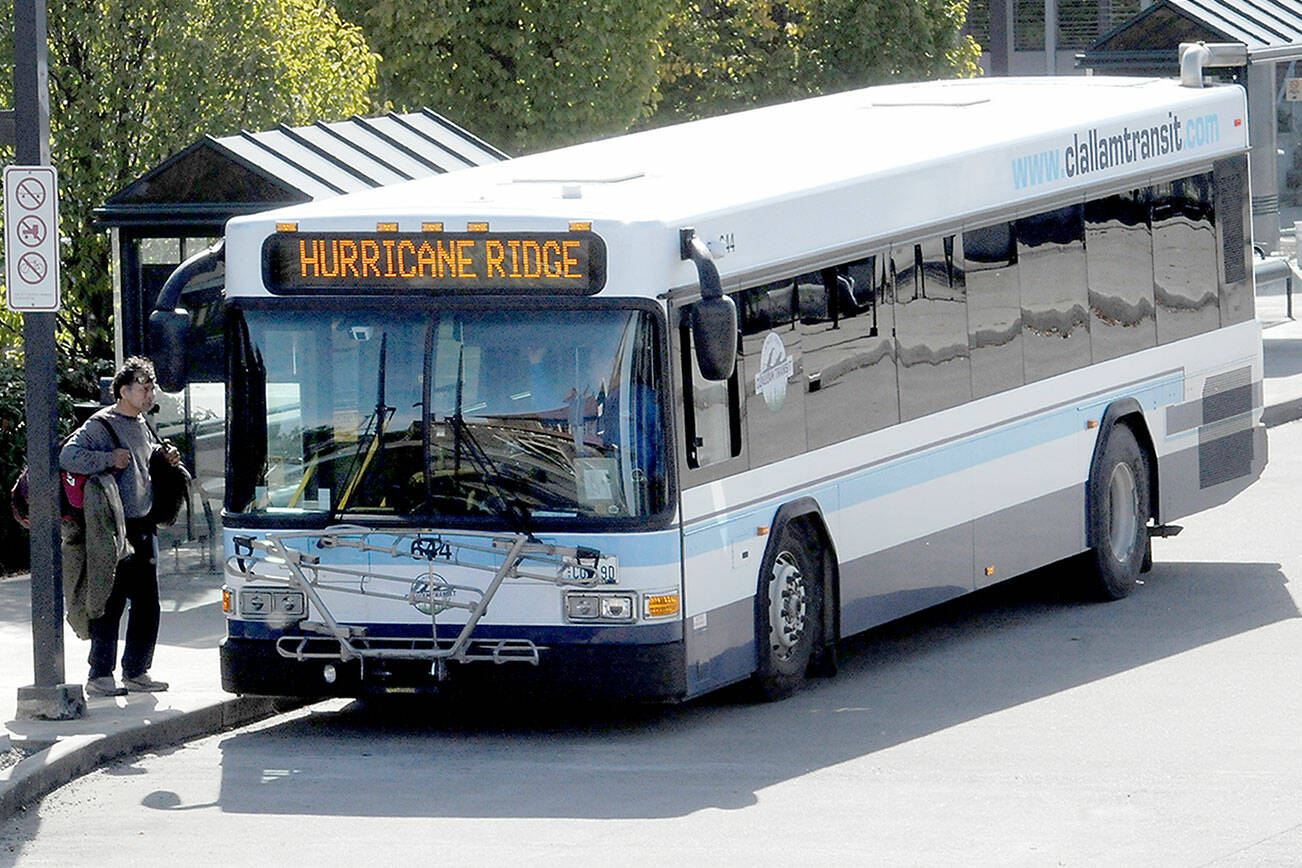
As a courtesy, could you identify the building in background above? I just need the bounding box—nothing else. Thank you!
[967,0,1146,75]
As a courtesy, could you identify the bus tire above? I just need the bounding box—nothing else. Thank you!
[753,525,823,701]
[1084,424,1150,600]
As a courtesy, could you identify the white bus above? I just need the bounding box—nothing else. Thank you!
[153,71,1265,701]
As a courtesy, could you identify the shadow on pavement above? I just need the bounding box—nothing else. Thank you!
[178,557,1295,820]
[1263,335,1302,378]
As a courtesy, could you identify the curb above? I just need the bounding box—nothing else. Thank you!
[0,695,302,822]
[1265,398,1302,428]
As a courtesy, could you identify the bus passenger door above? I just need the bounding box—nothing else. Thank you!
[672,300,755,695]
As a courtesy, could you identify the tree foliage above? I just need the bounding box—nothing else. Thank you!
[0,0,377,371]
[654,0,981,125]
[0,0,378,570]
[335,0,670,153]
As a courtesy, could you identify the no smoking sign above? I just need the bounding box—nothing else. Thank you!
[4,165,60,312]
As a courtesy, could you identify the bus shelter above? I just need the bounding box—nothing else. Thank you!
[1077,0,1302,253]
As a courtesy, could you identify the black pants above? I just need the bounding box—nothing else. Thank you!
[87,520,159,680]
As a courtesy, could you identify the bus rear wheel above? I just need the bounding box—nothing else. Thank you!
[754,526,823,701]
[1084,424,1151,600]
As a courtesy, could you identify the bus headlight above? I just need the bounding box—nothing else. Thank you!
[565,591,636,623]
[238,587,307,622]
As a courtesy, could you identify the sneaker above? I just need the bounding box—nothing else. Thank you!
[122,673,169,693]
[86,676,127,697]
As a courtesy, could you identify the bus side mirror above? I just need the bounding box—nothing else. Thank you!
[148,308,191,393]
[690,295,737,381]
[681,227,737,381]
[147,239,223,393]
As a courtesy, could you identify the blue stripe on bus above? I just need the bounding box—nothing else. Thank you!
[226,527,683,568]
[683,373,1183,557]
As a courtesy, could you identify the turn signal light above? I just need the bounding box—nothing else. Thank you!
[645,593,680,618]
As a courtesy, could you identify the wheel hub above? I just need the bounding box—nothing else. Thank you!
[1107,461,1139,561]
[769,551,807,661]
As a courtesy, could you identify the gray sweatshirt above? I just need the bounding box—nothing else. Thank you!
[59,408,160,520]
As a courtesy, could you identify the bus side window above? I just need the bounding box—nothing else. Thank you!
[1016,203,1090,381]
[736,278,809,467]
[680,319,741,469]
[1086,189,1156,363]
[1153,172,1220,344]
[803,257,898,448]
[963,222,1025,399]
[895,236,971,420]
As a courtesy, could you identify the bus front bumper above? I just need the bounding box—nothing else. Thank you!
[219,636,687,702]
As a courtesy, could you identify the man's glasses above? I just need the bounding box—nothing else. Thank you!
[134,377,155,387]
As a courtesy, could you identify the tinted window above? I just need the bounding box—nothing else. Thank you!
[1016,204,1090,380]
[803,258,899,448]
[895,237,971,420]
[963,223,1024,399]
[1086,190,1156,363]
[1153,173,1219,344]
[681,320,741,469]
[735,278,808,467]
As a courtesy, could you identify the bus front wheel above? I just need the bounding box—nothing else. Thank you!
[1084,424,1151,600]
[754,526,823,701]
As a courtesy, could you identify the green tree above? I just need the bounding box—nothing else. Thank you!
[336,0,670,153]
[0,0,378,571]
[654,0,818,124]
[655,0,980,124]
[810,0,981,88]
[2,0,378,369]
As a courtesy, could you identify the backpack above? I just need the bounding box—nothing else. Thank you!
[10,418,120,529]
[146,429,188,527]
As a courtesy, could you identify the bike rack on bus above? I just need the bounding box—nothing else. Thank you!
[226,526,605,679]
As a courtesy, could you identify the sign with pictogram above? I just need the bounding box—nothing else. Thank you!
[4,165,60,312]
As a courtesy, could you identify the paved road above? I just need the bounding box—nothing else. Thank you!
[2,422,1300,867]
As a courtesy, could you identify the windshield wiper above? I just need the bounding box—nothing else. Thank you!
[335,332,392,517]
[449,344,536,539]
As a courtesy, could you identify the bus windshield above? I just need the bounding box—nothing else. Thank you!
[227,306,668,524]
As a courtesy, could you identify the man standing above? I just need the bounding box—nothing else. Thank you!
[60,357,185,697]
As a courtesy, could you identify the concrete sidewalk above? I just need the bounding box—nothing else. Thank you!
[2,276,1302,822]
[0,536,297,819]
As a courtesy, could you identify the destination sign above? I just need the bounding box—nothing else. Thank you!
[263,231,606,295]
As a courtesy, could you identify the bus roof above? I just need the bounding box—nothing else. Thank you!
[226,77,1248,299]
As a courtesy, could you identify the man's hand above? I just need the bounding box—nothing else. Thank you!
[111,448,132,470]
[162,442,182,468]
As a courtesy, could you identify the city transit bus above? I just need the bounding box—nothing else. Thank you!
[152,73,1266,701]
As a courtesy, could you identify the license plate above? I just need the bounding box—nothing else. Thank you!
[560,554,618,585]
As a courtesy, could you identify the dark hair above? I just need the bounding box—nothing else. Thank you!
[111,356,156,401]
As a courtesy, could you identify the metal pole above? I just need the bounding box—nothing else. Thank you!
[1045,0,1058,76]
[1247,61,1282,254]
[988,0,1010,76]
[14,0,85,720]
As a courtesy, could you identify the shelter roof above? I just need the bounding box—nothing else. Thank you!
[1080,0,1302,72]
[96,110,507,229]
